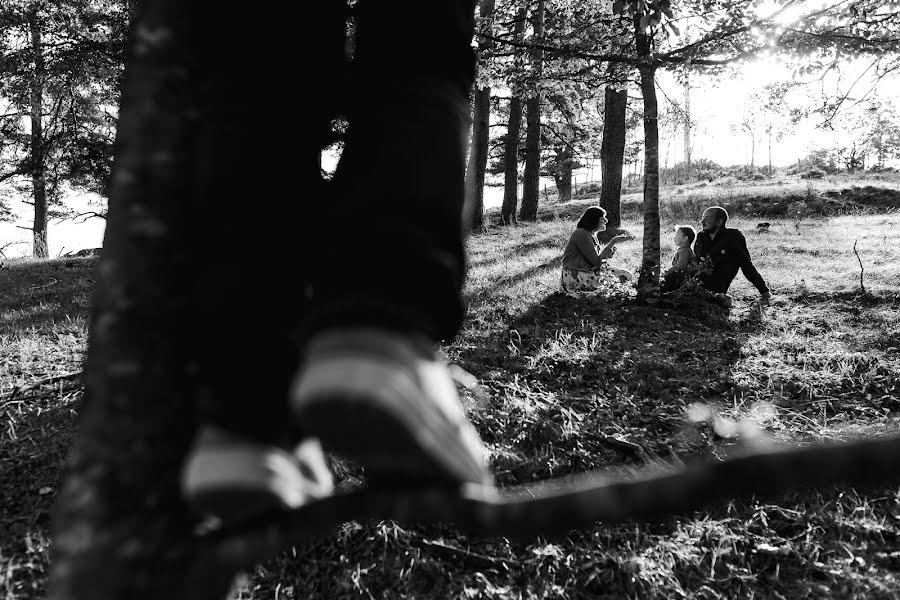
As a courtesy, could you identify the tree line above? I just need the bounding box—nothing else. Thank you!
[2,0,899,296]
[461,0,900,300]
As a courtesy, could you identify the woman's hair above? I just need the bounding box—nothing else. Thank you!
[576,206,607,231]
[676,225,696,244]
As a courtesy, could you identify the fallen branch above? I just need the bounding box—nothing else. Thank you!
[202,432,900,570]
[853,239,865,293]
[2,371,83,402]
[29,278,59,292]
[416,538,509,570]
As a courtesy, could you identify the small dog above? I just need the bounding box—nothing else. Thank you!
[755,222,771,232]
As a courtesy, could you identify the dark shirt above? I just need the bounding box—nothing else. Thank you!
[694,227,768,294]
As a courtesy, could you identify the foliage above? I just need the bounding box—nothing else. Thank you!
[0,0,126,218]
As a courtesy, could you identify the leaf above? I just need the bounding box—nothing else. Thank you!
[668,21,680,35]
[640,13,651,31]
[613,0,624,15]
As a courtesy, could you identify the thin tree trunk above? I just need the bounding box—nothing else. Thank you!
[635,17,660,304]
[500,8,526,225]
[518,0,544,222]
[600,87,627,232]
[49,1,237,598]
[463,0,495,232]
[768,128,772,176]
[501,96,521,224]
[683,73,691,171]
[27,9,49,259]
[750,134,755,169]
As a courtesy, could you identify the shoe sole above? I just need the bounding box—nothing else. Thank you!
[293,358,488,488]
[183,445,321,522]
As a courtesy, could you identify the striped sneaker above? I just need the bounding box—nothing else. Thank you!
[182,426,333,523]
[290,327,493,490]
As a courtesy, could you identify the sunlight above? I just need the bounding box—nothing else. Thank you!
[755,0,833,25]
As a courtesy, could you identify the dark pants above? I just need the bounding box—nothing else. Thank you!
[189,0,477,443]
[661,271,687,293]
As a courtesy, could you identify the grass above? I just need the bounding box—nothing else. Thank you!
[2,177,900,599]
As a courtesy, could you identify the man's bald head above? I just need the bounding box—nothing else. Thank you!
[701,206,728,234]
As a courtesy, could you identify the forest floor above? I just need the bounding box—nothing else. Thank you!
[2,175,900,599]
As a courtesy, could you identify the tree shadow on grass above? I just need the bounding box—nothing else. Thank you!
[0,389,79,598]
[467,232,564,272]
[458,287,765,487]
[0,258,95,334]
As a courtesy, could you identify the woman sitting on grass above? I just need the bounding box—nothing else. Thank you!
[561,206,632,296]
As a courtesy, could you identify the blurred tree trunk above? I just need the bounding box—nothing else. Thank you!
[464,0,495,232]
[750,134,756,169]
[519,0,545,222]
[500,7,526,225]
[599,65,626,236]
[48,1,236,598]
[634,16,660,304]
[27,8,49,258]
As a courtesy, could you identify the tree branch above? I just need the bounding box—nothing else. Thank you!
[0,166,30,184]
[202,433,900,570]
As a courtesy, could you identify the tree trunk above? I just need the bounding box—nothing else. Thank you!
[500,8,526,226]
[49,1,237,598]
[634,18,660,304]
[465,87,490,231]
[683,73,691,171]
[768,128,772,177]
[750,134,755,169]
[554,145,573,202]
[501,96,521,225]
[519,95,541,221]
[27,9,49,259]
[463,0,495,232]
[599,66,627,232]
[518,0,544,222]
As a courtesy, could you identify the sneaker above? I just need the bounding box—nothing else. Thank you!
[182,426,334,523]
[290,327,493,489]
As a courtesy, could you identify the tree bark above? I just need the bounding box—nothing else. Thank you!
[27,9,49,259]
[553,145,573,202]
[518,0,545,222]
[48,1,237,598]
[465,87,490,231]
[599,71,627,233]
[634,18,660,304]
[500,96,522,224]
[500,8,526,226]
[463,0,495,232]
[683,73,691,171]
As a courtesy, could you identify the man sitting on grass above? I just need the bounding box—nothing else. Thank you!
[694,206,771,307]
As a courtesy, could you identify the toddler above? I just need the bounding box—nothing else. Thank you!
[661,225,696,292]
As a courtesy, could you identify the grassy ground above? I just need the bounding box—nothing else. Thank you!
[2,176,900,599]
